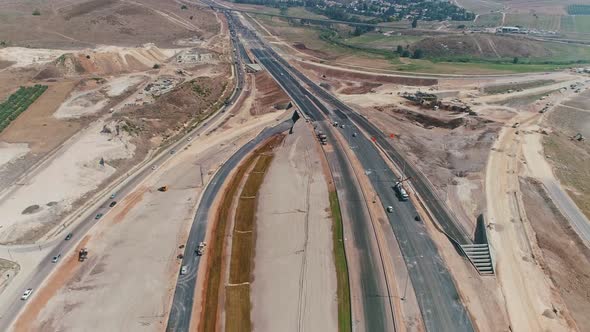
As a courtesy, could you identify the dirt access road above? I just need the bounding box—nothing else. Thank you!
[486,113,575,331]
[251,120,338,332]
[10,108,287,332]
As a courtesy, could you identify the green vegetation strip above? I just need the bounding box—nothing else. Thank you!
[226,135,283,332]
[0,85,47,133]
[199,136,281,332]
[329,191,352,332]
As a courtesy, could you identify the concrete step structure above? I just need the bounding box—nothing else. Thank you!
[460,244,494,275]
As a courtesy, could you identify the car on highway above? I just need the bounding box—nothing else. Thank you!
[152,165,156,170]
[21,288,33,300]
[109,201,117,208]
[170,149,176,154]
[65,233,73,241]
[110,193,116,199]
[95,213,103,220]
[51,254,61,263]
[180,265,188,275]
[387,206,394,213]
[187,137,192,141]
[352,132,357,137]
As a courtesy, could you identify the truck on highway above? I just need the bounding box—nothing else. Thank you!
[394,182,409,201]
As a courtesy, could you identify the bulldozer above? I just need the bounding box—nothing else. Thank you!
[78,248,88,262]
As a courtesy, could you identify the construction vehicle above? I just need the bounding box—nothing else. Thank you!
[158,186,168,192]
[196,242,207,256]
[394,182,409,201]
[78,248,88,262]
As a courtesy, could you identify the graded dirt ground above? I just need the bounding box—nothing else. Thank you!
[0,0,219,49]
[520,177,590,331]
[251,121,338,332]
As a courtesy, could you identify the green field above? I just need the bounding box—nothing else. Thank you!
[473,13,502,27]
[504,14,561,30]
[0,85,47,132]
[343,32,424,51]
[454,0,502,14]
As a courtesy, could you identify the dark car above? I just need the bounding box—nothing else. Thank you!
[65,233,73,241]
[95,213,103,220]
[109,201,117,208]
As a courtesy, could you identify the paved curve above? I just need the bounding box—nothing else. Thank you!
[165,120,292,331]
[544,180,590,247]
[253,46,474,331]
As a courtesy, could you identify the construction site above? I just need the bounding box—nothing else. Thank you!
[0,0,589,331]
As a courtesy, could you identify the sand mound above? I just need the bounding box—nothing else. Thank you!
[35,44,178,78]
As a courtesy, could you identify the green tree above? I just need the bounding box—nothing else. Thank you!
[401,50,411,57]
[411,18,418,28]
[512,57,519,64]
[396,45,404,54]
[32,9,41,16]
[411,49,424,59]
[180,4,188,10]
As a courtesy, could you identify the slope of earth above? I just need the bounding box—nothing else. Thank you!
[543,96,590,220]
[0,0,218,49]
[520,177,590,331]
[249,71,290,115]
[413,34,553,59]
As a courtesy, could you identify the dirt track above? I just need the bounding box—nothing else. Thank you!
[251,120,338,332]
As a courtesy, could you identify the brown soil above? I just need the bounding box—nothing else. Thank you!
[412,34,554,59]
[13,236,91,331]
[250,71,290,115]
[357,104,501,233]
[520,177,590,331]
[116,66,231,143]
[198,134,283,332]
[0,0,219,48]
[0,80,81,154]
[298,61,437,86]
[292,42,334,60]
[340,82,382,95]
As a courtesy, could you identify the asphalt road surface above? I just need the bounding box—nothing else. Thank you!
[253,47,474,331]
[544,180,590,246]
[165,120,292,331]
[0,24,247,332]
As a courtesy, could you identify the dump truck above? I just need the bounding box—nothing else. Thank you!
[78,248,88,262]
[158,186,168,192]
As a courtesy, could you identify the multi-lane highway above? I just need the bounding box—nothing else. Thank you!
[252,44,474,331]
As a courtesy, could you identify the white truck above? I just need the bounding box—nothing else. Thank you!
[394,182,409,201]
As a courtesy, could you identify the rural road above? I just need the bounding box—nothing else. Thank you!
[0,23,247,332]
[544,180,590,246]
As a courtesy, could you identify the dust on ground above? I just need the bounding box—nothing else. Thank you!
[0,0,219,49]
[520,177,590,331]
[251,120,338,332]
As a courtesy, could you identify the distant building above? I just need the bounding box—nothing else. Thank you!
[498,26,520,33]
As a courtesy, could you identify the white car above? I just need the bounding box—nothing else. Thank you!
[51,254,61,263]
[21,288,33,300]
[180,266,188,275]
[386,206,394,213]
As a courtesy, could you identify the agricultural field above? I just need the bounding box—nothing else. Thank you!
[567,4,590,15]
[472,13,503,27]
[561,15,590,34]
[342,32,424,51]
[454,0,503,14]
[504,13,561,31]
[0,85,47,132]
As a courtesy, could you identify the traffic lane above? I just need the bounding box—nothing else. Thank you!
[166,121,292,332]
[256,49,393,330]
[318,121,392,332]
[2,44,248,332]
[544,180,590,246]
[337,119,473,331]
